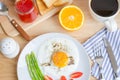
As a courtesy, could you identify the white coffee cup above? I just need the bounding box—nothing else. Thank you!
[89,0,120,32]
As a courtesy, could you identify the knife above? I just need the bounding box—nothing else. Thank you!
[11,19,31,41]
[103,38,118,78]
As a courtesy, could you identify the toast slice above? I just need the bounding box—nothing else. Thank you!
[53,0,69,7]
[36,0,53,15]
[42,0,57,8]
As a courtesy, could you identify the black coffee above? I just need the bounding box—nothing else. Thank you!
[91,0,118,17]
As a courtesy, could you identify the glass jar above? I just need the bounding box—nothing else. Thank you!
[15,0,38,23]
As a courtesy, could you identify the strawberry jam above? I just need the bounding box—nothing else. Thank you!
[15,0,38,23]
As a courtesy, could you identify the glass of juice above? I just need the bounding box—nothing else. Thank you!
[15,0,38,23]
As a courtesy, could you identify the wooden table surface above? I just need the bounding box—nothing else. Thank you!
[0,0,120,80]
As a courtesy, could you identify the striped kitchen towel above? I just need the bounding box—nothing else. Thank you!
[83,28,120,80]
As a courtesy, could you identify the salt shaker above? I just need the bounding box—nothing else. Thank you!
[0,37,20,58]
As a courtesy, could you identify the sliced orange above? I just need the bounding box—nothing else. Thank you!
[59,5,84,31]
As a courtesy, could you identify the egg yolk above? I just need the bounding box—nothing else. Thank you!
[52,51,68,68]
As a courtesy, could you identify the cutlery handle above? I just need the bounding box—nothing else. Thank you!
[11,19,31,41]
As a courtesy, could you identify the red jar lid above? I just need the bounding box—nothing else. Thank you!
[15,0,34,13]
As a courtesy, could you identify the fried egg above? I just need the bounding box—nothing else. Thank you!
[37,38,79,78]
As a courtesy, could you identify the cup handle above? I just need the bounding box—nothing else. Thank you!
[104,19,118,32]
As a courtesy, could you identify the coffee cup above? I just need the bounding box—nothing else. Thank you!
[89,0,120,31]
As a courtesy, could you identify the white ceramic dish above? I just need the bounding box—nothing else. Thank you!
[17,33,90,80]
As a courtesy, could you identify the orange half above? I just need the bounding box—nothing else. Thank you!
[59,5,84,31]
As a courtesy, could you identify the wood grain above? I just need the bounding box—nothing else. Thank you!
[0,23,4,34]
[0,0,73,37]
[0,0,120,80]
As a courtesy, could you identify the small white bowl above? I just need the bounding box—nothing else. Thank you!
[0,37,20,58]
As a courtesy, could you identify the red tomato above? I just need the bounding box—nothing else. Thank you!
[60,76,67,80]
[70,72,83,78]
[44,75,53,80]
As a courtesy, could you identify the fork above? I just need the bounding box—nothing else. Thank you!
[95,56,105,80]
[93,42,105,80]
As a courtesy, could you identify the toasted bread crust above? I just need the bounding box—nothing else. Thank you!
[53,0,69,7]
[42,0,57,8]
[36,0,53,15]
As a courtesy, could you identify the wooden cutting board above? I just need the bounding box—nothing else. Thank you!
[0,0,73,37]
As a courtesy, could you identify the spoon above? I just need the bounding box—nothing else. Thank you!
[0,2,30,41]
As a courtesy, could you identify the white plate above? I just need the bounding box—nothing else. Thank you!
[17,33,90,80]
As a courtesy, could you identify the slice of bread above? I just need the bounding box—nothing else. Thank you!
[36,0,53,15]
[42,0,57,8]
[53,0,69,7]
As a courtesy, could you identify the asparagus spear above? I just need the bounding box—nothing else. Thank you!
[29,53,40,80]
[30,52,43,80]
[26,52,44,80]
[30,52,44,79]
[26,54,38,80]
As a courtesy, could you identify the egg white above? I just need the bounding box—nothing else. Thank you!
[37,38,79,79]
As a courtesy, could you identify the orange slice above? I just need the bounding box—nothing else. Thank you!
[59,5,84,31]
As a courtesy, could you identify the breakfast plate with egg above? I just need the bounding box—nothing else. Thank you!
[17,33,90,80]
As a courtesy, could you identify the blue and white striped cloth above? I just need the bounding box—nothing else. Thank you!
[83,28,120,80]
